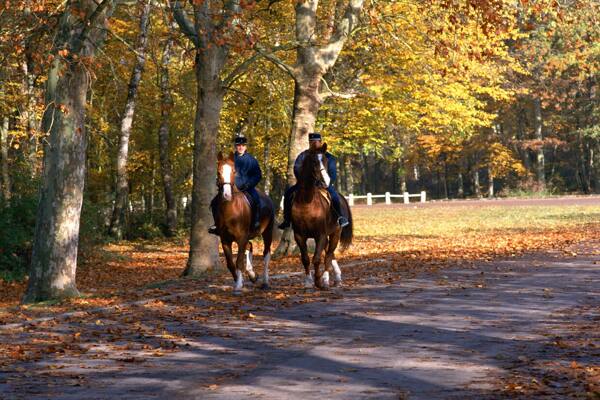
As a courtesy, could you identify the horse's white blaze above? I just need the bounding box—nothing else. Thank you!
[321,271,330,287]
[304,272,314,288]
[263,252,271,286]
[222,164,233,201]
[234,270,243,291]
[318,159,331,187]
[332,259,342,283]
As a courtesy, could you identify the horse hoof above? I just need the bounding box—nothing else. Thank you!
[249,273,258,284]
[260,282,270,290]
[333,280,343,288]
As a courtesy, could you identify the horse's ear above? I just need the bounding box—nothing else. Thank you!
[322,143,327,153]
[217,151,223,161]
[228,151,235,161]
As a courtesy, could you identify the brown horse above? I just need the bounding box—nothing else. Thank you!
[215,152,274,293]
[291,144,353,289]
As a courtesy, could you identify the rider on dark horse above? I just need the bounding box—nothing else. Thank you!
[278,132,349,230]
[209,135,262,234]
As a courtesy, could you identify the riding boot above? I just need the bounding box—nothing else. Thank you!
[331,195,349,228]
[252,204,261,231]
[208,195,220,235]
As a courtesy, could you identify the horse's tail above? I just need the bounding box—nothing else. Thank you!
[339,195,353,251]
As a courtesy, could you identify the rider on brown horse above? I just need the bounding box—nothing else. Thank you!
[278,132,349,230]
[209,135,262,234]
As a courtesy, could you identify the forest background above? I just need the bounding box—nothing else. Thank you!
[0,0,598,300]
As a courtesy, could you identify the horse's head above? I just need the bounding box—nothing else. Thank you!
[217,151,235,201]
[300,143,329,188]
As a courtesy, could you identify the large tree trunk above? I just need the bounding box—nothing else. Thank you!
[533,98,546,190]
[109,0,152,239]
[274,77,322,256]
[157,32,178,236]
[273,0,364,257]
[183,50,222,276]
[24,1,115,303]
[1,117,10,202]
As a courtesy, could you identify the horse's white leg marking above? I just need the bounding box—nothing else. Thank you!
[321,271,330,288]
[262,251,271,288]
[234,270,244,291]
[332,259,342,284]
[304,271,314,288]
[245,249,254,273]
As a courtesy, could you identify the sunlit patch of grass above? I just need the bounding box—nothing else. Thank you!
[351,204,600,239]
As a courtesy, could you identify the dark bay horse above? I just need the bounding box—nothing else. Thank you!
[216,152,274,293]
[291,144,353,289]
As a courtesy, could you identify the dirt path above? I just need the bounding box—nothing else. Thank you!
[1,243,598,399]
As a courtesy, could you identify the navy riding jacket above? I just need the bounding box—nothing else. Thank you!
[234,152,262,191]
[293,150,337,187]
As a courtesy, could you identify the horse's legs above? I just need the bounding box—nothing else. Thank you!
[313,235,329,289]
[234,239,248,292]
[326,231,342,287]
[245,242,257,283]
[294,233,312,288]
[260,222,273,290]
[221,241,237,281]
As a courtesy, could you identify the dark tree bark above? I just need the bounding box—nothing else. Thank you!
[157,31,178,236]
[109,0,152,239]
[24,0,116,303]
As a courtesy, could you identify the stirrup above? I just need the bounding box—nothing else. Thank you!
[337,216,349,228]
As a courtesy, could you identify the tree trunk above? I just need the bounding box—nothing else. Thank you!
[516,106,531,172]
[488,170,494,198]
[346,156,354,194]
[457,172,464,198]
[274,76,322,256]
[272,0,364,257]
[183,50,222,276]
[24,1,115,303]
[157,31,178,236]
[1,117,10,202]
[21,58,39,177]
[533,98,545,190]
[263,126,272,196]
[109,0,152,239]
[473,169,481,198]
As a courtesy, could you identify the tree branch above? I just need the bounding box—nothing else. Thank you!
[255,43,298,80]
[317,0,364,71]
[319,76,356,99]
[169,0,199,47]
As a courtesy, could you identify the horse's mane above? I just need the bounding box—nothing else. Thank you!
[299,152,316,186]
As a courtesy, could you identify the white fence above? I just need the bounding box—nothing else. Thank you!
[345,191,426,206]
